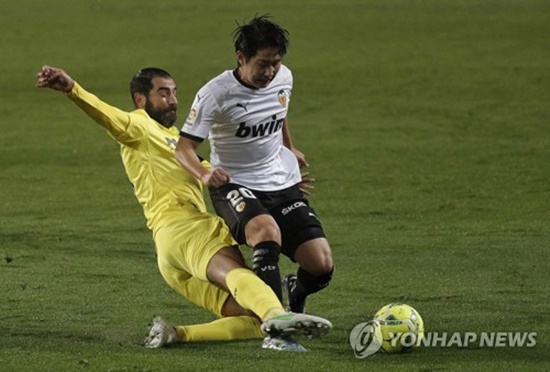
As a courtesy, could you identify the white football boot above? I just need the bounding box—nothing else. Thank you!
[144,316,178,348]
[262,336,308,352]
[261,312,332,339]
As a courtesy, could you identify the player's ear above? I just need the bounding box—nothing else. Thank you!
[133,92,146,109]
[236,51,247,67]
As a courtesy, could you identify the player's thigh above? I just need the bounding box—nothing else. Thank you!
[268,188,327,261]
[155,208,237,282]
[209,183,270,245]
[156,259,230,317]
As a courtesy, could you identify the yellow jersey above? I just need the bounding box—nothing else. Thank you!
[66,82,208,233]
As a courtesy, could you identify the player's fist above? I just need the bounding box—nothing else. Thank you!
[36,65,75,93]
[201,168,231,188]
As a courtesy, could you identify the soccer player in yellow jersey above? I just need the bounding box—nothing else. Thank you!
[36,65,331,352]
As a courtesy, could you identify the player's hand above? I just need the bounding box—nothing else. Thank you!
[299,172,315,196]
[291,147,309,168]
[36,65,75,93]
[201,168,231,188]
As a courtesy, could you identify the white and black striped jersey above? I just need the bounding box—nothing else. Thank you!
[180,64,300,191]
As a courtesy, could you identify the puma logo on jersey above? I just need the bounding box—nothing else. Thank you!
[236,102,249,112]
[235,115,284,138]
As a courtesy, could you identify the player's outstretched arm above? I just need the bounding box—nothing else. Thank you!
[36,65,75,93]
[36,65,138,143]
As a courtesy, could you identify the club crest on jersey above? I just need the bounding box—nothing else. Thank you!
[277,90,289,107]
[186,108,197,124]
[236,201,246,212]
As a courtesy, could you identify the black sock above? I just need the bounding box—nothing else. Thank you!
[252,241,282,301]
[290,266,334,308]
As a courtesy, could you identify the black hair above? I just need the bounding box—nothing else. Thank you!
[129,67,172,106]
[232,14,290,60]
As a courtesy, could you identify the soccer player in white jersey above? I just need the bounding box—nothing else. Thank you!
[175,15,334,314]
[36,65,332,352]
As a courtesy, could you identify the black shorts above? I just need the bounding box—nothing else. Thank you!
[209,183,326,261]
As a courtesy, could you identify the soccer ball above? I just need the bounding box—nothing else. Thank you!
[373,303,424,353]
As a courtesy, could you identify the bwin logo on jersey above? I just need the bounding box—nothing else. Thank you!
[235,115,284,138]
[281,201,307,216]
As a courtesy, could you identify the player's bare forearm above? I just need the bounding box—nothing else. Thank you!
[282,117,308,167]
[37,66,133,139]
[175,137,230,187]
[175,138,205,178]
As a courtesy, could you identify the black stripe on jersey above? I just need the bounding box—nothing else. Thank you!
[180,131,205,143]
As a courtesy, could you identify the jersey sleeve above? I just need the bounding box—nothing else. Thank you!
[66,82,145,145]
[179,86,218,141]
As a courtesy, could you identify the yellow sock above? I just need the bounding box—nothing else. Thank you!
[176,316,263,342]
[225,268,285,321]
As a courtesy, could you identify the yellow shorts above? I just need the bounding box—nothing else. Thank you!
[154,205,238,317]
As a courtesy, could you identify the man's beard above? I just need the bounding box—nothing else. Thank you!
[146,101,178,128]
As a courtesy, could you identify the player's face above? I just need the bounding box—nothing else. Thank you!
[145,77,178,127]
[238,47,282,89]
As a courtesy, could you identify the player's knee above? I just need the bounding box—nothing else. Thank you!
[318,255,334,275]
[308,253,332,275]
[315,245,333,273]
[310,259,333,277]
[245,215,281,246]
[295,239,333,275]
[259,223,281,242]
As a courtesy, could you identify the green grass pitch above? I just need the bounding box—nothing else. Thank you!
[1,0,549,371]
